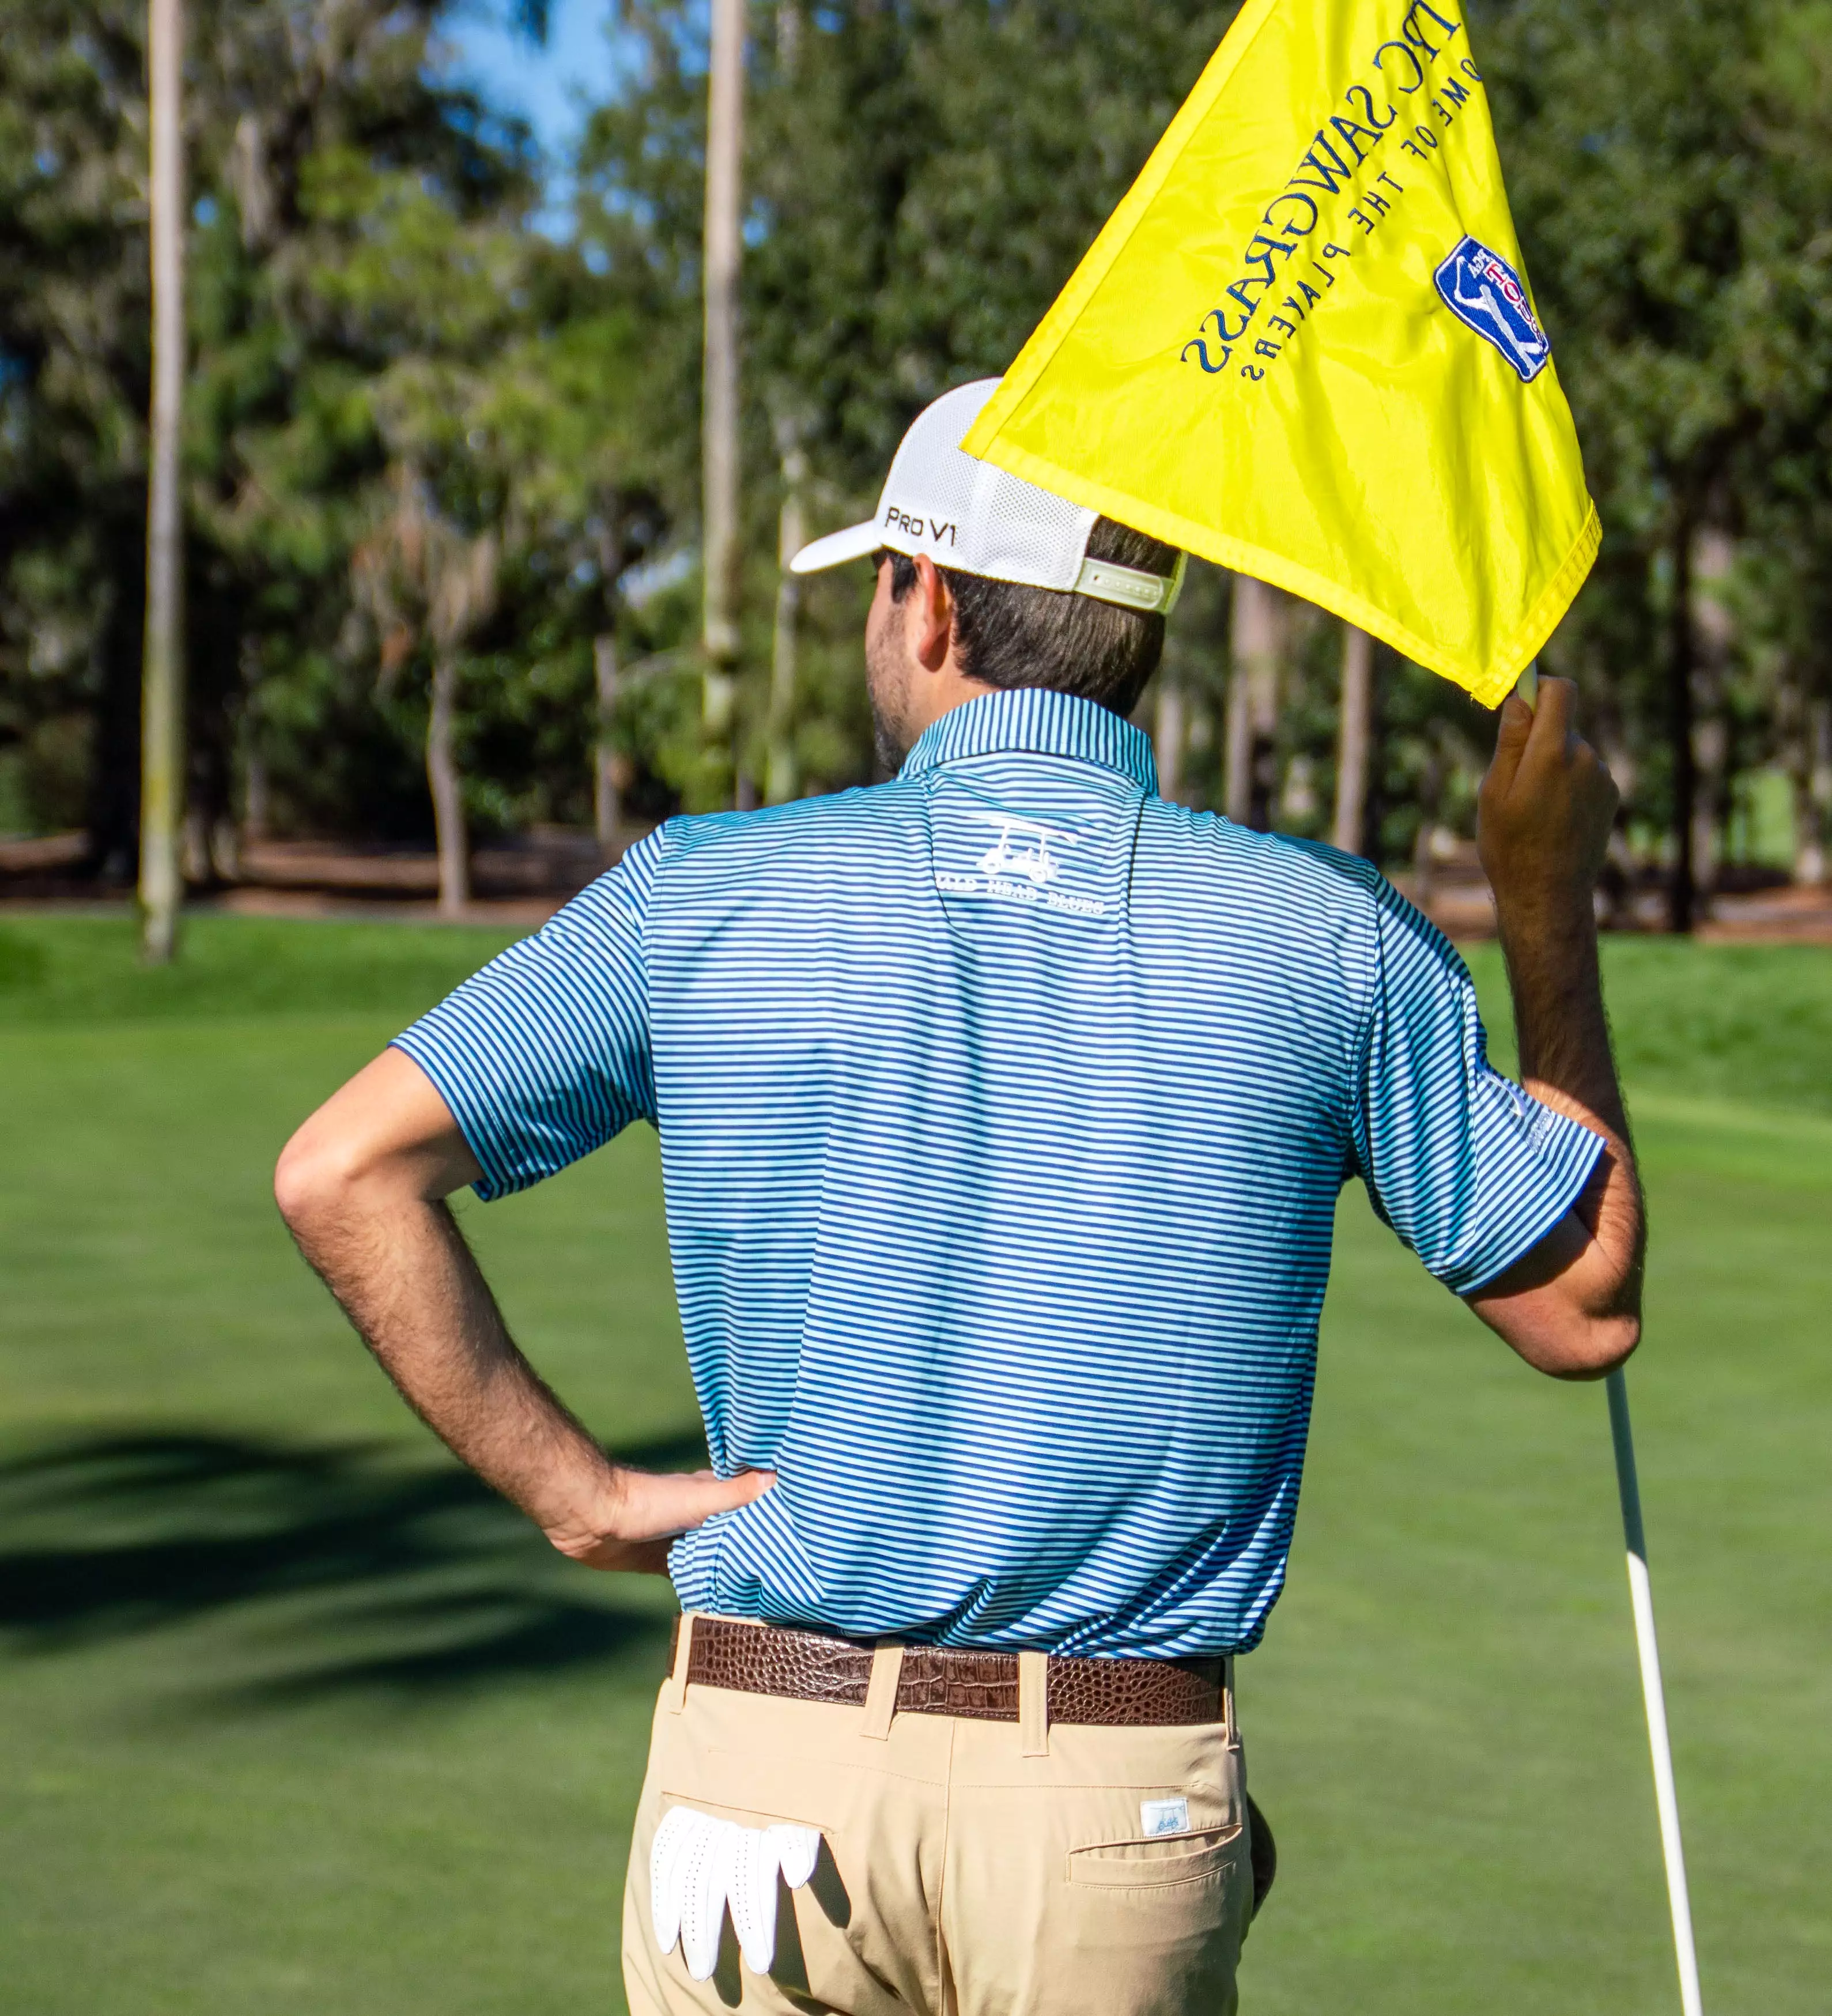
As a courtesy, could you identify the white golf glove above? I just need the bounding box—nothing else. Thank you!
[649,1804,822,1980]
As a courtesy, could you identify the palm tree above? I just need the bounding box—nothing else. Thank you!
[353,465,498,916]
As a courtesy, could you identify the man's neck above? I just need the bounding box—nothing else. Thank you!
[898,664,995,756]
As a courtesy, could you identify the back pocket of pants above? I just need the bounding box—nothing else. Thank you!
[1067,1823,1243,1891]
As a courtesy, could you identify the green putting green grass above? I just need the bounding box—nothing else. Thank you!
[1,911,1828,2014]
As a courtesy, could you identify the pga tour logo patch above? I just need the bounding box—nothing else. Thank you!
[1433,236,1551,383]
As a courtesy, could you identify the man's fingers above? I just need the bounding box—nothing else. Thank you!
[549,1465,776,1570]
[1573,737,1621,816]
[1520,675,1578,775]
[684,1466,777,1520]
[1485,691,1535,799]
[1521,681,1617,828]
[562,1468,776,1573]
[1486,674,1584,808]
[633,1465,776,1541]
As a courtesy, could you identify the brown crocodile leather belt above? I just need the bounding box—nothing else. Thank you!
[673,1615,1227,1727]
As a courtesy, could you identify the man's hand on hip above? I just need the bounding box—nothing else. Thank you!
[552,1465,777,1575]
[274,1045,773,1574]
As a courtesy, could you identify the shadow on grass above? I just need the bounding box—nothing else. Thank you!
[0,1430,704,1701]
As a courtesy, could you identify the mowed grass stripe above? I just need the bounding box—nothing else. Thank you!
[1,917,1827,2014]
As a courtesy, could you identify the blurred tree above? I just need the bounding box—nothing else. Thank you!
[186,8,550,862]
[5,0,1832,910]
[1333,627,1374,858]
[1481,0,1832,924]
[1744,0,1832,887]
[352,466,500,914]
[0,1,596,870]
[0,3,156,871]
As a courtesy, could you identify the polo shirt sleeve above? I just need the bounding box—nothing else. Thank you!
[391,828,665,1200]
[1348,876,1605,1296]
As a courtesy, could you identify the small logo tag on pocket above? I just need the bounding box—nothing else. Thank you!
[1139,1795,1189,1837]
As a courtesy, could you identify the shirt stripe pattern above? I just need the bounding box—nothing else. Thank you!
[395,688,1601,1658]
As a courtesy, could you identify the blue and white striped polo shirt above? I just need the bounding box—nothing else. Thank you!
[396,687,1600,1658]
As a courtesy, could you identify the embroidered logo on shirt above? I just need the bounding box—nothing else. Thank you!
[974,811,1066,888]
[1140,1796,1190,1837]
[935,812,1107,916]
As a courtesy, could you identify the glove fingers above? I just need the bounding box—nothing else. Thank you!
[656,1809,823,1983]
[728,1824,782,1975]
[682,1814,738,1982]
[649,1806,697,1955]
[770,1823,822,1890]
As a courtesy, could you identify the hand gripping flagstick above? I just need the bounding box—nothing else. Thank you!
[1516,664,1703,2016]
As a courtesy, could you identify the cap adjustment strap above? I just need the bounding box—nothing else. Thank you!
[1072,549,1187,617]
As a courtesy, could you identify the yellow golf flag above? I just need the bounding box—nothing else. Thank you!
[962,0,1597,707]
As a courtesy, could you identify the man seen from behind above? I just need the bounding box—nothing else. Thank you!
[276,380,1643,2016]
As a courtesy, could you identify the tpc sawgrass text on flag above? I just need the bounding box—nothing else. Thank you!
[964,0,1599,707]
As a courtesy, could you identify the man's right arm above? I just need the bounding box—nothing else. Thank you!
[274,1046,773,1568]
[274,845,774,1568]
[1462,678,1643,1379]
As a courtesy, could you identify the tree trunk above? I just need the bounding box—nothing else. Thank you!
[139,0,186,962]
[210,815,241,884]
[766,422,806,805]
[594,631,621,856]
[1689,527,1735,918]
[1412,747,1444,916]
[1666,523,1697,934]
[1793,693,1830,887]
[701,0,745,757]
[1597,727,1637,927]
[88,515,148,882]
[1154,674,1185,803]
[1332,624,1372,855]
[1226,576,1282,828]
[182,805,211,885]
[1223,660,1251,824]
[427,651,470,917]
[241,733,269,843]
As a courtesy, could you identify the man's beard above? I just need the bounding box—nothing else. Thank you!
[864,625,914,773]
[871,707,909,775]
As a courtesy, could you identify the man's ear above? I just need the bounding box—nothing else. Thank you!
[909,555,954,673]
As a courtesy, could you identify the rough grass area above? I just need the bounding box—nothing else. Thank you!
[5,909,1829,1116]
[2,915,1828,2014]
[1464,935,1832,1118]
[0,912,519,1025]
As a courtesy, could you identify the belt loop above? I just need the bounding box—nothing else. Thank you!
[1018,1651,1050,1757]
[663,1612,696,1715]
[862,1642,904,1741]
[1222,1655,1236,1745]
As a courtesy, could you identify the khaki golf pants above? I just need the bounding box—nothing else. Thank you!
[622,1619,1255,2016]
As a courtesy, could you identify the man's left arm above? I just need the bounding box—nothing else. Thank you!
[275,1047,770,1569]
[1459,678,1644,1379]
[1352,682,1641,1381]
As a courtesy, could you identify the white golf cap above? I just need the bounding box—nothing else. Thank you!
[788,378,1184,616]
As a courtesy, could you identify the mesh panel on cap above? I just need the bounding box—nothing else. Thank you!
[969,462,1096,594]
[871,379,1094,591]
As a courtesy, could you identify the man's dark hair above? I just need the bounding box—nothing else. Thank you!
[883,516,1182,718]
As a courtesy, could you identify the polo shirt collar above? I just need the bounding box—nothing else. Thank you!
[898,688,1158,792]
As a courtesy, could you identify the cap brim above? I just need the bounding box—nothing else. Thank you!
[788,522,884,575]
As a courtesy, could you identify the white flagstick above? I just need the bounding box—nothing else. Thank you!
[1608,1368,1704,2015]
[1514,663,1703,2016]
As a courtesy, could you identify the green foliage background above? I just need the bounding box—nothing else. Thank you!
[1,0,1830,868]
